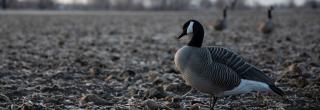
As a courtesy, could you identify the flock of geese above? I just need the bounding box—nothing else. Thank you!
[174,6,282,109]
[208,6,274,34]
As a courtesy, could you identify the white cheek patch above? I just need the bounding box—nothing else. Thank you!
[187,21,194,34]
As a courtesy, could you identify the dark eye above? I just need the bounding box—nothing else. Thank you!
[183,22,189,30]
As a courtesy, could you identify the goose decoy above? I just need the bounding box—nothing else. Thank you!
[258,6,274,34]
[213,6,228,31]
[175,20,284,109]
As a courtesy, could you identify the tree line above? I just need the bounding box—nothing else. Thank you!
[1,0,319,10]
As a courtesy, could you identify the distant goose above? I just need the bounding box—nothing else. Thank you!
[213,6,228,31]
[258,6,274,34]
[175,20,284,109]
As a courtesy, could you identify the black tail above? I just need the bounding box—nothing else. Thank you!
[269,85,284,96]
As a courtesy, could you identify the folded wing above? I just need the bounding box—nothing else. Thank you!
[205,47,284,96]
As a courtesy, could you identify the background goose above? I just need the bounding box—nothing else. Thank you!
[213,6,228,31]
[175,20,284,109]
[258,6,274,34]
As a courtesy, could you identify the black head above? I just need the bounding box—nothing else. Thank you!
[177,20,204,47]
[178,20,203,39]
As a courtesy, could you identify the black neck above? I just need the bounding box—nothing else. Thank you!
[268,9,272,19]
[223,8,227,18]
[187,25,204,48]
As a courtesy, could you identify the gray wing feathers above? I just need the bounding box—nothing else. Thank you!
[205,47,275,85]
[241,65,274,85]
[197,48,241,91]
[205,63,241,91]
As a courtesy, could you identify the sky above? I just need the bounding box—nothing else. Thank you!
[246,0,306,6]
[55,0,89,4]
[55,0,308,6]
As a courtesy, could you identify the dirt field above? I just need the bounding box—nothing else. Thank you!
[0,10,319,110]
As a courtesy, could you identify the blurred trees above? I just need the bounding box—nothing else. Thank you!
[151,0,191,10]
[230,0,237,10]
[304,0,319,9]
[90,0,110,10]
[288,0,297,8]
[112,0,132,10]
[214,0,228,9]
[1,0,319,10]
[1,0,18,9]
[169,0,191,10]
[1,0,6,9]
[214,0,248,10]
[88,0,191,10]
[200,0,213,9]
[38,0,55,9]
[1,0,54,9]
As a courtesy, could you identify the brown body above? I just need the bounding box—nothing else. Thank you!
[259,20,273,34]
[214,19,227,31]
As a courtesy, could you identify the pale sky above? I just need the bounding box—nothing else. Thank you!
[55,0,308,6]
[55,0,89,4]
[246,0,306,6]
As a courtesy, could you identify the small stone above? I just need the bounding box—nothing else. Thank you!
[63,99,73,105]
[301,73,312,78]
[266,47,274,52]
[309,62,320,67]
[0,94,11,103]
[79,94,111,106]
[299,52,311,58]
[117,70,136,80]
[142,99,166,110]
[163,83,191,94]
[288,63,304,74]
[18,101,46,110]
[171,96,182,103]
[109,30,119,35]
[288,64,301,73]
[148,71,159,81]
[165,68,179,74]
[128,88,139,97]
[105,75,114,81]
[166,102,181,109]
[111,56,120,61]
[189,103,201,110]
[40,85,62,92]
[296,77,309,88]
[125,70,136,77]
[152,77,164,85]
[190,100,203,105]
[276,39,282,43]
[288,77,309,88]
[0,107,8,110]
[0,94,11,107]
[144,87,167,99]
[285,37,291,41]
[88,67,100,77]
[75,58,88,66]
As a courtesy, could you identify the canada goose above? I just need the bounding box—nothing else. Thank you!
[213,6,228,31]
[259,6,274,34]
[175,20,284,109]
